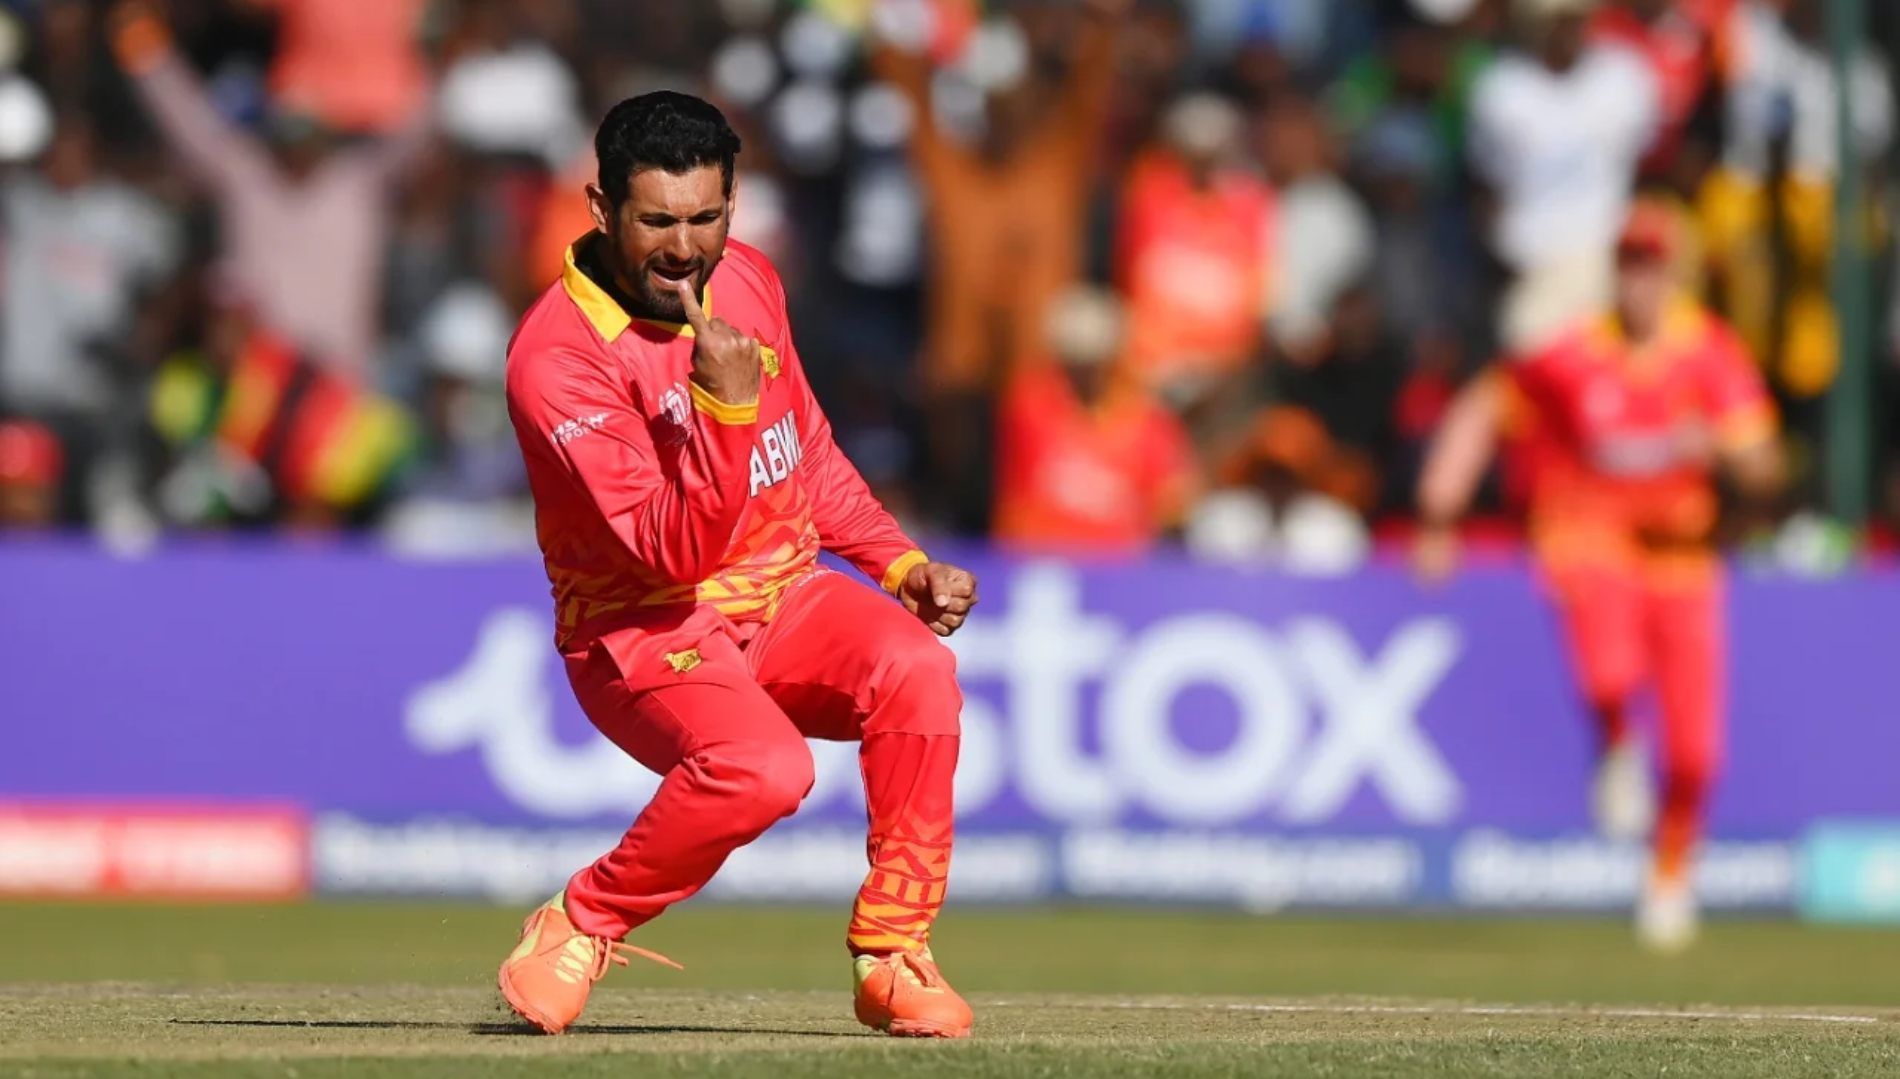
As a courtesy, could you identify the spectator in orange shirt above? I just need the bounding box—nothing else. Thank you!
[248,0,429,135]
[1117,92,1275,409]
[528,146,599,292]
[994,287,1196,554]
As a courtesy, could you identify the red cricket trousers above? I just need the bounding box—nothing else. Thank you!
[1547,559,1724,875]
[558,570,961,955]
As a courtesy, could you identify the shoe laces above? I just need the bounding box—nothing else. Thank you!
[881,950,943,989]
[587,938,684,982]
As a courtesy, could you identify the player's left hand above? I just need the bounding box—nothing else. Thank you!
[899,561,978,637]
[1411,522,1461,585]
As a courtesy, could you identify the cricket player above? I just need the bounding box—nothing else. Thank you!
[1415,202,1783,950]
[499,91,977,1037]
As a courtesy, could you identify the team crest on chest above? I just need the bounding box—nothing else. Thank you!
[760,345,780,378]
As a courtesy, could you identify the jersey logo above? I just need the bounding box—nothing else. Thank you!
[748,411,804,496]
[760,345,781,379]
[551,413,608,446]
[655,383,692,446]
[664,648,702,674]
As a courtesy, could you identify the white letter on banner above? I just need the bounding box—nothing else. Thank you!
[949,692,1008,819]
[405,608,659,817]
[1280,618,1462,824]
[802,740,864,814]
[1100,613,1303,824]
[951,564,1120,822]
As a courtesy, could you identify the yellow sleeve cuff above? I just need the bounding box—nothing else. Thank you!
[881,550,929,595]
[689,381,758,426]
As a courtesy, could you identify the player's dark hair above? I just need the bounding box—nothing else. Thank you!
[595,91,742,205]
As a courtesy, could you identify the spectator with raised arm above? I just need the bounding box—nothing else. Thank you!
[873,0,1126,531]
[248,0,430,136]
[110,1,433,382]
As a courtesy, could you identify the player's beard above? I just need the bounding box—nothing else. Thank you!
[626,253,720,325]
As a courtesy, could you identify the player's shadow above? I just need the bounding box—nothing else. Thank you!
[472,1022,860,1038]
[172,1018,859,1038]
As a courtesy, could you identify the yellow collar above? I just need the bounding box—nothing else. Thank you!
[1593,296,1702,351]
[1589,295,1704,378]
[561,235,711,342]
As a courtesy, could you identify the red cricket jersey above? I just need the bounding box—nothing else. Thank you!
[506,235,924,649]
[992,364,1195,553]
[1504,299,1774,572]
[1115,151,1274,384]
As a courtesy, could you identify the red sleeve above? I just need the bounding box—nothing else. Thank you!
[127,54,271,194]
[1698,321,1776,450]
[507,345,758,585]
[762,281,924,592]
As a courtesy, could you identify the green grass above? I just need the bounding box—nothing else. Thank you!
[2,902,1897,1077]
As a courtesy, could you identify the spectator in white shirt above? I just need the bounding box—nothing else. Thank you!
[1261,95,1375,366]
[1723,0,1891,185]
[1468,0,1658,353]
[0,114,181,524]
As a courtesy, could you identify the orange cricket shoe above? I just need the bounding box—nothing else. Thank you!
[497,895,681,1034]
[852,949,973,1038]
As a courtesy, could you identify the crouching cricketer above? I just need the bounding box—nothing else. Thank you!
[499,91,977,1037]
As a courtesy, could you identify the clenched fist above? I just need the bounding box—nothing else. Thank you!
[1411,521,1460,586]
[674,279,760,407]
[897,561,978,638]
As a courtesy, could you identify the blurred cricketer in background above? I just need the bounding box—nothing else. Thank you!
[500,91,978,1038]
[1415,200,1784,952]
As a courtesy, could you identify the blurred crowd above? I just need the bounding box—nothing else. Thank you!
[0,0,1894,566]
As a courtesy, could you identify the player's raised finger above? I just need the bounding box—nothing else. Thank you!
[673,279,711,334]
